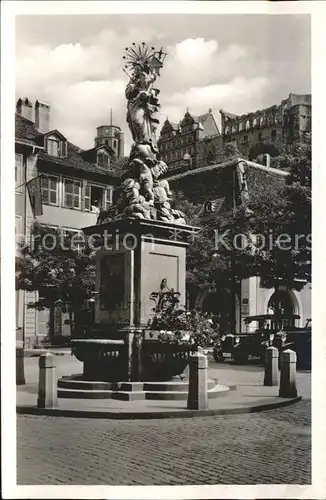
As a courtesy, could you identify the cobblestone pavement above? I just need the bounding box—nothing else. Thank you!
[17,399,311,485]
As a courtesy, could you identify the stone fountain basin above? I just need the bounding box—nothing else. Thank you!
[70,337,195,383]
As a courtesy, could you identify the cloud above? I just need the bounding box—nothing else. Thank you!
[15,17,310,153]
[158,76,269,132]
[174,38,219,66]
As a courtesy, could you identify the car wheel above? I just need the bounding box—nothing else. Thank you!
[213,349,223,363]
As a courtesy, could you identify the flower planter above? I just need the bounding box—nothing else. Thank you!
[142,333,195,381]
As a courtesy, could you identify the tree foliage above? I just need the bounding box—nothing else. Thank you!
[175,140,311,305]
[16,223,96,334]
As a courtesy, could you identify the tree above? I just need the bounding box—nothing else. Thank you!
[249,140,311,294]
[174,140,311,326]
[16,223,96,338]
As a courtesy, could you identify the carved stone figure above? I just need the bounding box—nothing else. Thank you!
[97,43,186,226]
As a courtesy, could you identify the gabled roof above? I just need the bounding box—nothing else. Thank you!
[15,113,119,180]
[82,145,115,157]
[44,129,67,141]
[38,143,119,179]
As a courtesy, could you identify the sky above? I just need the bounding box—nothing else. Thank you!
[15,14,311,154]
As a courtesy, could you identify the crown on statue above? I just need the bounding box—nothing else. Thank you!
[123,42,167,75]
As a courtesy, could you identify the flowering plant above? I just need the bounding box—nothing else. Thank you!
[147,281,219,347]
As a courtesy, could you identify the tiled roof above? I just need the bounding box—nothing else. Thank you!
[15,113,42,144]
[38,144,119,179]
[15,113,119,180]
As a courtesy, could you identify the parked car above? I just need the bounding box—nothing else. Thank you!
[275,320,311,369]
[244,314,311,369]
[216,331,272,364]
[213,314,311,367]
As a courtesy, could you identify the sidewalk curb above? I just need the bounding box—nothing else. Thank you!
[16,396,302,420]
[24,350,71,357]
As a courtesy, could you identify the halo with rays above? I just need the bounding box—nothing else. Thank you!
[122,42,167,74]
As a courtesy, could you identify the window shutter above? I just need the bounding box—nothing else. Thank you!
[61,141,68,157]
[84,183,91,211]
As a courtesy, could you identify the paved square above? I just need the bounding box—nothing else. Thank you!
[17,356,311,485]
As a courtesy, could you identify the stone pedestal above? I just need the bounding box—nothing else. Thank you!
[279,349,298,398]
[264,346,279,386]
[187,352,208,410]
[78,218,199,382]
[37,353,58,409]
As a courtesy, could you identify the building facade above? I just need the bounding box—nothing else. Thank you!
[158,109,222,172]
[220,93,311,160]
[167,157,311,333]
[15,98,120,348]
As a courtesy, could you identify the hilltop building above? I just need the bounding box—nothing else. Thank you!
[158,109,222,172]
[220,93,311,159]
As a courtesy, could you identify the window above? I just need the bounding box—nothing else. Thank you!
[238,122,243,132]
[245,120,250,130]
[84,184,112,212]
[231,126,237,133]
[63,178,81,209]
[46,138,67,157]
[15,153,23,191]
[225,127,230,135]
[41,175,58,205]
[253,118,258,127]
[105,188,113,209]
[47,138,60,156]
[113,140,118,149]
[271,129,277,141]
[97,153,109,168]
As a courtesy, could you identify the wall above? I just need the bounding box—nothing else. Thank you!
[24,152,39,346]
[242,278,311,330]
[36,204,98,230]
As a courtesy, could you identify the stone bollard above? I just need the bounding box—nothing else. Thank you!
[187,351,208,410]
[279,349,298,398]
[16,341,26,386]
[263,346,279,386]
[37,353,58,409]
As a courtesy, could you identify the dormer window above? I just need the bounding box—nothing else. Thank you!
[97,152,109,168]
[45,132,68,157]
[47,138,60,156]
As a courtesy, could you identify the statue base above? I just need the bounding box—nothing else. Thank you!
[73,218,200,382]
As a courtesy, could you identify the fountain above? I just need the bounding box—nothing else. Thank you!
[58,43,221,401]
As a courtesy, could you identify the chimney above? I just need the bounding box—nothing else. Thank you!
[35,100,50,133]
[16,98,33,121]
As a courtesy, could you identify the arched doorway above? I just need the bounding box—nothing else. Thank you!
[248,143,280,161]
[267,290,296,329]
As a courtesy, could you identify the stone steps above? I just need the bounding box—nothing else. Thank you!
[58,377,217,392]
[57,378,232,401]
